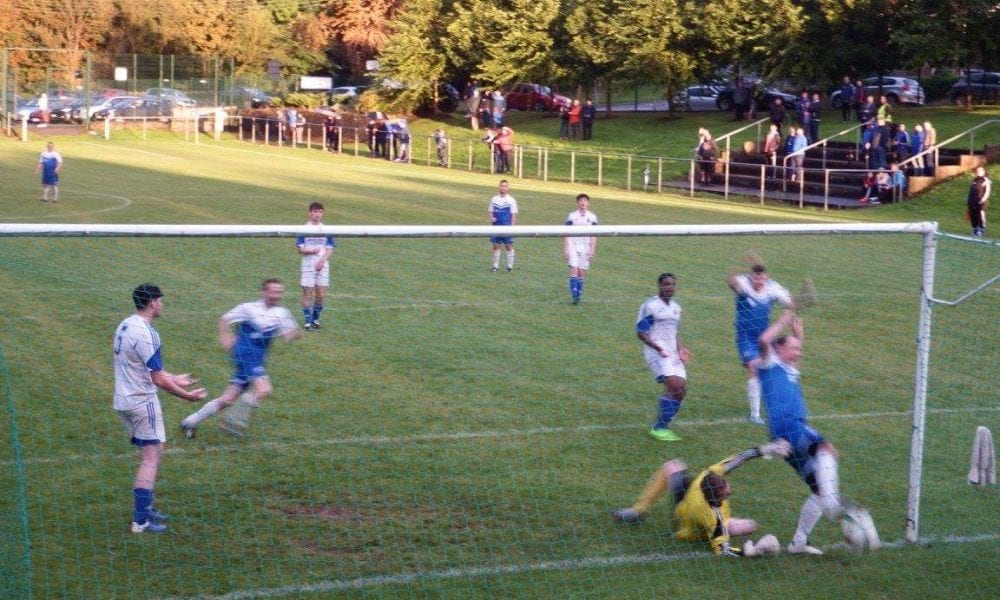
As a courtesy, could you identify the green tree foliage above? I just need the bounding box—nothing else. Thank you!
[377,0,449,112]
[560,0,621,99]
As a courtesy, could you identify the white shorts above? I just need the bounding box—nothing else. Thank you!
[646,354,687,382]
[567,246,591,270]
[116,399,165,445]
[301,265,330,288]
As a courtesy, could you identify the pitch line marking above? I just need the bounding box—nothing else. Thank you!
[0,192,133,220]
[8,406,997,467]
[163,532,1000,600]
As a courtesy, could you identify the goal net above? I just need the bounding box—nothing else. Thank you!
[0,223,997,599]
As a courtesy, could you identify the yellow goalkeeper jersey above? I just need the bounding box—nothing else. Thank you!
[671,458,733,555]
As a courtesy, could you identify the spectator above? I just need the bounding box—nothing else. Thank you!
[376,119,390,159]
[861,121,875,166]
[763,124,781,178]
[38,93,49,127]
[697,140,717,185]
[479,92,492,128]
[852,81,865,122]
[878,163,906,203]
[839,76,854,122]
[769,97,787,136]
[859,171,880,204]
[558,103,570,140]
[733,80,748,121]
[922,121,937,176]
[463,80,481,130]
[491,90,505,128]
[393,120,410,162]
[581,98,597,140]
[789,128,807,183]
[871,119,888,170]
[892,123,910,165]
[286,108,298,144]
[809,93,822,143]
[433,128,448,167]
[859,95,877,124]
[568,99,582,141]
[324,114,339,152]
[495,126,514,173]
[909,124,925,175]
[482,128,500,171]
[797,92,811,143]
[748,81,762,121]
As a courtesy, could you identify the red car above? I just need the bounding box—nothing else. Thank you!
[504,82,571,112]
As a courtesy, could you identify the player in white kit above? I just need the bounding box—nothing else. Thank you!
[297,202,336,329]
[563,193,598,304]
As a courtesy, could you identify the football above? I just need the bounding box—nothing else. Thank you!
[841,504,881,553]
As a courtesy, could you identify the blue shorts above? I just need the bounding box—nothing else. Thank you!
[771,418,826,494]
[42,173,59,186]
[230,359,267,390]
[736,338,760,365]
[490,236,515,245]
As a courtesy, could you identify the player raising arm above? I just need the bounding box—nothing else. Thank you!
[613,439,792,557]
[181,278,299,438]
[727,254,792,424]
[758,309,843,555]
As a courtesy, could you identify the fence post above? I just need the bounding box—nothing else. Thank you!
[597,153,603,186]
[657,158,663,192]
[723,159,730,200]
[799,177,805,209]
[543,148,549,181]
[626,155,632,191]
[537,147,542,178]
[760,164,766,204]
[823,169,831,210]
[570,151,576,183]
[307,125,312,150]
[468,140,474,171]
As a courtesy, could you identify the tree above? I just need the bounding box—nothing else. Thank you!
[323,0,405,74]
[559,0,621,104]
[17,0,115,84]
[377,0,450,112]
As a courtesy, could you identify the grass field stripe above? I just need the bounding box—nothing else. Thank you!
[205,142,850,223]
[165,532,1000,600]
[8,406,996,467]
[81,141,186,160]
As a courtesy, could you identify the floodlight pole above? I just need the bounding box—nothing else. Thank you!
[906,224,938,544]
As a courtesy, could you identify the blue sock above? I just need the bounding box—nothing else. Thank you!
[569,277,577,296]
[133,488,153,524]
[302,306,312,324]
[312,304,323,323]
[577,278,584,297]
[654,395,682,429]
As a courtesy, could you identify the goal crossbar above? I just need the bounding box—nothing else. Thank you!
[0,222,937,238]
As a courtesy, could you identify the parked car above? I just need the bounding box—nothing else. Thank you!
[680,85,722,111]
[232,86,273,108]
[831,76,926,108]
[111,96,174,119]
[143,87,196,107]
[90,96,138,120]
[331,86,360,104]
[71,92,132,122]
[437,82,461,112]
[504,82,571,112]
[950,71,1000,105]
[715,85,798,112]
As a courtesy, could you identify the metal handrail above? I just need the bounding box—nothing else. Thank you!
[781,121,866,191]
[714,117,769,159]
[896,118,999,173]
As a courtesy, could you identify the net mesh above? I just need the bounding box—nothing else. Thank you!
[0,230,997,599]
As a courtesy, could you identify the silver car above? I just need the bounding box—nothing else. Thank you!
[831,76,925,107]
[682,85,722,111]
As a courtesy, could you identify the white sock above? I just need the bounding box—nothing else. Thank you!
[184,398,226,426]
[507,250,515,269]
[52,188,59,201]
[225,393,259,427]
[492,250,500,269]
[814,451,842,519]
[792,494,823,546]
[42,188,49,201]
[747,377,761,418]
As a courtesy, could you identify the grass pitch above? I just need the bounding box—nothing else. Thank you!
[0,120,998,599]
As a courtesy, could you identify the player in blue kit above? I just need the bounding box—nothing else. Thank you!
[181,278,299,438]
[36,141,63,202]
[297,202,336,330]
[636,273,692,442]
[488,179,518,272]
[728,258,791,424]
[758,309,843,555]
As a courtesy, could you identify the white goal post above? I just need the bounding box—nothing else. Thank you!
[0,220,939,543]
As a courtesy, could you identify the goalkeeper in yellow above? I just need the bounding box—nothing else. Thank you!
[613,439,791,557]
